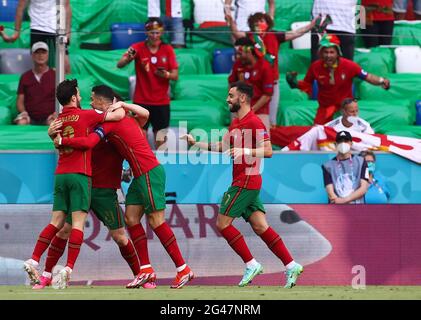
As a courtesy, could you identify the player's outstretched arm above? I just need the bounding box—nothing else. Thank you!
[180,134,223,152]
[285,17,317,41]
[364,73,390,90]
[56,129,103,150]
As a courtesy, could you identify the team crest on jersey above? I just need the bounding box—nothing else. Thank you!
[151,56,157,64]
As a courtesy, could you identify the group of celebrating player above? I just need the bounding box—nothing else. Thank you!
[22,79,303,291]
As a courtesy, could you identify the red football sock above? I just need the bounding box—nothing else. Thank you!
[260,227,293,265]
[31,224,59,262]
[153,222,185,268]
[66,229,84,269]
[220,225,253,263]
[127,224,150,267]
[119,240,141,276]
[45,236,68,273]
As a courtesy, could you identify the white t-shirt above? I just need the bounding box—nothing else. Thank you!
[148,0,182,18]
[233,0,267,32]
[312,0,357,34]
[325,116,374,134]
[29,0,57,34]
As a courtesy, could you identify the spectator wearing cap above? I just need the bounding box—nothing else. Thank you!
[322,130,369,204]
[117,17,178,149]
[286,34,391,125]
[14,41,56,125]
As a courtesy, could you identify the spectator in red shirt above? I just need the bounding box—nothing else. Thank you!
[116,17,178,149]
[286,34,391,124]
[361,0,395,47]
[14,41,56,125]
[228,37,274,131]
[227,12,316,127]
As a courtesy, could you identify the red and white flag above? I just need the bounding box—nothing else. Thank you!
[282,125,421,164]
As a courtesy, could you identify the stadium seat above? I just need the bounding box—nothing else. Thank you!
[0,0,19,21]
[394,46,421,73]
[0,48,32,74]
[290,21,311,49]
[110,23,147,50]
[193,0,225,25]
[212,48,235,74]
[416,100,421,126]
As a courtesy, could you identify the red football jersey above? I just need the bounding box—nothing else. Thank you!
[61,116,160,178]
[55,107,106,176]
[228,58,274,115]
[303,57,363,110]
[131,41,178,105]
[91,140,123,189]
[223,111,270,190]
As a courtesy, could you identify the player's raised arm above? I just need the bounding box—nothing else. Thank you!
[116,101,150,126]
[117,46,136,68]
[104,102,126,121]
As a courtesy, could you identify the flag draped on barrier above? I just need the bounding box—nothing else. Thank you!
[281,125,421,164]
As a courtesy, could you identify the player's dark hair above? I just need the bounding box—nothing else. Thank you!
[92,85,115,102]
[247,12,274,31]
[230,81,253,100]
[56,79,78,106]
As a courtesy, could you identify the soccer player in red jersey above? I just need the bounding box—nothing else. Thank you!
[182,82,303,288]
[227,12,316,126]
[286,34,391,124]
[31,87,156,290]
[117,17,178,148]
[229,37,275,131]
[22,79,125,289]
[57,86,194,289]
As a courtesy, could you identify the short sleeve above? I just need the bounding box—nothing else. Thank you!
[360,160,369,181]
[228,61,240,84]
[303,63,316,85]
[322,165,333,186]
[85,109,107,127]
[276,31,286,44]
[262,63,275,95]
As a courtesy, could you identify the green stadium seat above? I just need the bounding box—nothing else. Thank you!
[174,48,213,75]
[358,73,421,106]
[172,74,229,102]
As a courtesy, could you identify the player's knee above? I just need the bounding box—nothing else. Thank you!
[56,224,72,239]
[111,230,127,246]
[215,218,230,232]
[250,222,268,235]
[147,211,164,229]
[124,214,137,227]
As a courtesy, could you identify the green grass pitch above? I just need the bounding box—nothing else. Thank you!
[1,286,421,300]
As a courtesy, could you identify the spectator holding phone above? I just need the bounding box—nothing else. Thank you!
[117,18,178,149]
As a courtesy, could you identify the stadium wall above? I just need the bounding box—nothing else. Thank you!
[1,204,421,286]
[0,151,420,204]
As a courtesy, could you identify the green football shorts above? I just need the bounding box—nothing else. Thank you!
[125,164,166,214]
[53,173,91,214]
[219,186,265,221]
[65,188,125,230]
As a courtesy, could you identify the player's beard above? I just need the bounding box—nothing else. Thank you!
[229,102,241,113]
